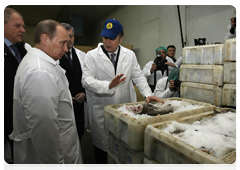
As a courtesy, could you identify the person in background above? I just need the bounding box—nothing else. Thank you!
[59,23,86,141]
[165,45,182,68]
[143,46,174,92]
[167,45,176,62]
[4,7,27,163]
[10,19,83,164]
[82,18,162,164]
[223,17,236,42]
[154,67,181,99]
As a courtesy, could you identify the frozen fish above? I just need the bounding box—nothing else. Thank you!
[126,103,173,116]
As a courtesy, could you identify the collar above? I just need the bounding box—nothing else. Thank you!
[30,47,59,66]
[4,37,14,47]
[68,48,73,53]
[108,47,119,57]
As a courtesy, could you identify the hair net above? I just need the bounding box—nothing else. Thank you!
[168,67,180,80]
[155,46,168,54]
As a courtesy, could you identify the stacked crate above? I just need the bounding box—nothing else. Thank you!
[180,38,236,107]
[104,98,216,164]
[222,39,236,107]
[143,108,236,164]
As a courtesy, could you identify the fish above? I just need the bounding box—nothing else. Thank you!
[126,103,173,116]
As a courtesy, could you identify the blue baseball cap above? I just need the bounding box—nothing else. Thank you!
[100,18,123,39]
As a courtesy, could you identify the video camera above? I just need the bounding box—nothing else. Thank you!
[154,53,167,71]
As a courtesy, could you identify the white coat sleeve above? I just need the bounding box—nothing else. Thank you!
[174,56,182,67]
[142,61,153,78]
[154,77,174,99]
[21,70,64,164]
[223,24,235,43]
[82,52,115,94]
[131,54,153,97]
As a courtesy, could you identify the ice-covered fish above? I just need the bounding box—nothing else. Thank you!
[126,103,173,116]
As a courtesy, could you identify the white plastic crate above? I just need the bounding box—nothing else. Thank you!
[224,38,236,62]
[143,157,168,170]
[109,132,144,164]
[182,44,224,65]
[108,151,130,170]
[180,64,224,86]
[180,82,223,106]
[223,62,236,84]
[104,98,216,151]
[144,109,236,164]
[222,84,236,107]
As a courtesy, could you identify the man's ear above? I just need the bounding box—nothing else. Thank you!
[41,34,48,46]
[119,36,123,44]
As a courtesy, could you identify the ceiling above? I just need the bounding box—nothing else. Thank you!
[8,5,121,28]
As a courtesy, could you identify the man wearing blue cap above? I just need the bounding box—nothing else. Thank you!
[82,18,162,163]
[143,46,175,92]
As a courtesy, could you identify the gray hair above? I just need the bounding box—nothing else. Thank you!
[4,7,23,25]
[61,23,75,34]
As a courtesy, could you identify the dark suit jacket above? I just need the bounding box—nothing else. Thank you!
[59,47,85,139]
[4,43,27,141]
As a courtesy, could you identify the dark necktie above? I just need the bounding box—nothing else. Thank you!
[67,51,72,66]
[110,53,116,67]
[10,44,22,63]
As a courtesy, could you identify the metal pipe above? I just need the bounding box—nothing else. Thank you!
[177,5,184,48]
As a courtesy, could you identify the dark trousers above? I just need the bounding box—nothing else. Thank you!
[94,146,107,164]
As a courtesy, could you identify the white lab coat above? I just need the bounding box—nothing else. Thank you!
[174,56,182,68]
[142,56,174,86]
[223,24,236,43]
[11,48,82,164]
[154,77,180,99]
[82,43,152,151]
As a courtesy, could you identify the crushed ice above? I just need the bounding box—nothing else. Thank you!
[162,111,236,158]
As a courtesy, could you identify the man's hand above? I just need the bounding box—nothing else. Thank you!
[109,74,126,89]
[73,93,86,104]
[150,63,157,73]
[145,96,164,103]
[169,80,175,91]
[165,62,176,68]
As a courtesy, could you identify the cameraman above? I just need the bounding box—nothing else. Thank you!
[143,46,174,92]
[223,17,236,43]
[154,67,180,99]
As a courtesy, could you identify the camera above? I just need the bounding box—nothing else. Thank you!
[154,53,167,71]
[172,80,181,91]
[194,38,206,46]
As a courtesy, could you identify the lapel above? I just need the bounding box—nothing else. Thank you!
[4,43,19,66]
[116,45,126,75]
[98,45,115,78]
[61,55,74,73]
[74,47,84,70]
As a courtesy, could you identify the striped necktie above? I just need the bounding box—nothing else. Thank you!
[67,51,72,66]
[110,53,116,67]
[10,44,22,63]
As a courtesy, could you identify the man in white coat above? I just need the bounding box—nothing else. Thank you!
[154,67,181,99]
[82,18,162,164]
[142,46,174,92]
[11,19,83,164]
